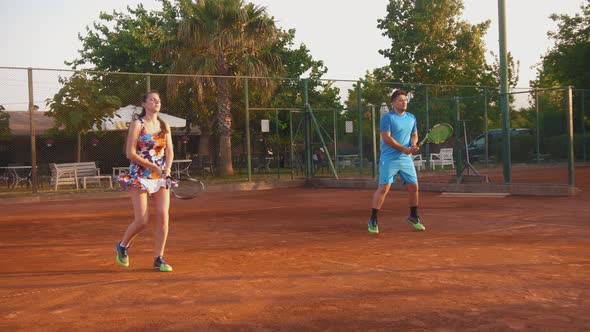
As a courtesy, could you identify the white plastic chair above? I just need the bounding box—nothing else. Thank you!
[412,154,425,171]
[430,148,454,170]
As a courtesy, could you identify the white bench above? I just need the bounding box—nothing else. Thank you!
[50,162,112,190]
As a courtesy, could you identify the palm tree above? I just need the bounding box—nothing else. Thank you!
[164,0,283,176]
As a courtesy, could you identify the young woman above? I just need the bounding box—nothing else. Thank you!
[115,90,174,272]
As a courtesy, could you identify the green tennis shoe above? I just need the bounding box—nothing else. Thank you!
[368,219,379,234]
[153,256,173,272]
[115,242,129,267]
[406,216,426,231]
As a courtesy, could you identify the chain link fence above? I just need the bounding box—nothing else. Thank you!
[0,67,588,193]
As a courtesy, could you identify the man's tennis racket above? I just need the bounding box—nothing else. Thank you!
[168,177,205,199]
[418,123,454,147]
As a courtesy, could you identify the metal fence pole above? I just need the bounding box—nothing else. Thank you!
[424,85,430,170]
[483,87,489,168]
[498,0,511,183]
[28,68,38,193]
[454,96,462,183]
[370,104,376,179]
[356,81,363,175]
[566,86,575,186]
[535,89,541,163]
[275,109,280,179]
[304,79,312,178]
[581,90,587,162]
[244,78,252,181]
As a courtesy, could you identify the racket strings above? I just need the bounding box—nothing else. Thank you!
[427,124,453,143]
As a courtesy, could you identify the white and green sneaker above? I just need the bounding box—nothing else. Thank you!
[368,219,379,234]
[406,216,426,231]
[115,242,129,267]
[153,256,173,272]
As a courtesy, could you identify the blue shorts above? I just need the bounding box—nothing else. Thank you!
[378,157,418,185]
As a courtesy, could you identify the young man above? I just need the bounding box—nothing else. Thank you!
[368,89,425,234]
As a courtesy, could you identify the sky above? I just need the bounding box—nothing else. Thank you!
[0,0,586,110]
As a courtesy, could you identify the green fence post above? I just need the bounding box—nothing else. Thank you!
[454,96,463,183]
[289,110,294,180]
[304,79,312,179]
[357,81,363,175]
[333,109,338,172]
[244,78,252,182]
[483,87,489,168]
[498,0,511,183]
[566,86,575,186]
[581,90,587,162]
[424,85,430,170]
[535,89,541,163]
[275,109,280,179]
[28,68,38,193]
[370,104,377,179]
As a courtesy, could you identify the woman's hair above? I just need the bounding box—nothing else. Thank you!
[134,90,169,134]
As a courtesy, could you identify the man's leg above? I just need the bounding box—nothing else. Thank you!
[368,184,391,234]
[405,183,425,231]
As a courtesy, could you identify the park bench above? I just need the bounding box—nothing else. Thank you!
[49,162,112,190]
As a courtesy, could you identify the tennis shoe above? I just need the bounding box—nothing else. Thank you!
[115,241,129,267]
[368,219,379,234]
[406,216,426,231]
[153,256,173,272]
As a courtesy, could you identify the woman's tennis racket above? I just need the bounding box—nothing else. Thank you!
[168,177,205,199]
[418,123,454,147]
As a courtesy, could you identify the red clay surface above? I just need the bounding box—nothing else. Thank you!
[1,167,589,331]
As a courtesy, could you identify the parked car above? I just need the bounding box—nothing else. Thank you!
[467,128,533,162]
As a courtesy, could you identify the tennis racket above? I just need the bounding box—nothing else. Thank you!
[168,177,205,199]
[418,123,454,147]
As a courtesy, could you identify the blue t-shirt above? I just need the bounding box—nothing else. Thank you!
[380,111,418,161]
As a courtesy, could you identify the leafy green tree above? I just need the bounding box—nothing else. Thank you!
[378,0,500,86]
[164,0,284,176]
[0,105,10,142]
[356,0,520,140]
[533,1,590,89]
[532,1,590,140]
[46,72,121,161]
[68,2,178,105]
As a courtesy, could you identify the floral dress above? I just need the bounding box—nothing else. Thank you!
[117,118,170,194]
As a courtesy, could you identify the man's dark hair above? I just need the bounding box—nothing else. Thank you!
[390,89,408,102]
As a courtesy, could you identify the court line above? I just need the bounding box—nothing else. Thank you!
[226,206,285,213]
[469,224,537,234]
[0,278,137,298]
[508,220,590,229]
[381,209,590,229]
[1,269,204,299]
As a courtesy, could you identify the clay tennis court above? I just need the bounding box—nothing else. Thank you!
[1,166,589,331]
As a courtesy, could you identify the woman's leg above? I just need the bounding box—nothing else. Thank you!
[152,187,171,257]
[121,189,150,247]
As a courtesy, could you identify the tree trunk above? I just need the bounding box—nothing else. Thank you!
[198,132,211,157]
[216,77,233,176]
